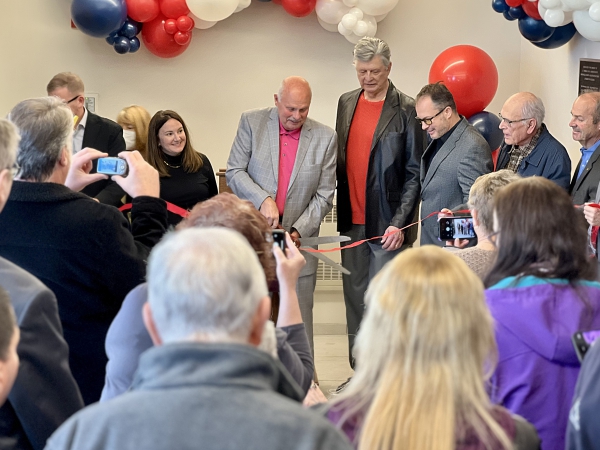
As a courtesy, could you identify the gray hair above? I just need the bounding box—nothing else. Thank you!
[147,227,268,344]
[468,170,521,233]
[8,97,73,182]
[0,119,19,173]
[353,37,391,67]
[521,93,545,130]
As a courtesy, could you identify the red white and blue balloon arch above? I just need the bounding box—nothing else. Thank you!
[70,0,399,58]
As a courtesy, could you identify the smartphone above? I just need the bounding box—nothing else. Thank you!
[97,157,128,177]
[439,216,476,240]
[272,230,286,251]
[572,330,600,362]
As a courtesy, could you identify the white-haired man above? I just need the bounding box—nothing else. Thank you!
[0,97,168,405]
[45,228,352,450]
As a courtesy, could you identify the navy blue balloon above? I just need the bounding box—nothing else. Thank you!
[129,37,141,53]
[71,0,127,38]
[508,6,526,19]
[503,10,517,21]
[518,16,555,43]
[257,0,272,2]
[120,21,138,39]
[113,36,130,54]
[105,35,116,45]
[492,0,509,13]
[532,23,576,49]
[468,112,504,150]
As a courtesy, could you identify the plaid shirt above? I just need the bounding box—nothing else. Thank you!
[505,127,542,173]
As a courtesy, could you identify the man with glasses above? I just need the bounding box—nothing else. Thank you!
[417,82,492,245]
[47,72,125,206]
[496,92,570,190]
[335,37,425,373]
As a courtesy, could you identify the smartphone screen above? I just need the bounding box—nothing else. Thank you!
[439,217,476,240]
[97,157,127,176]
[272,230,286,251]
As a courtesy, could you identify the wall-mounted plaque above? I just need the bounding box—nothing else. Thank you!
[579,59,600,95]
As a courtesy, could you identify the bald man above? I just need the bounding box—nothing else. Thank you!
[226,77,337,354]
[496,92,571,190]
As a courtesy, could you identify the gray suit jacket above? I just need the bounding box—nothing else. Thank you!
[226,108,337,275]
[420,117,493,245]
[0,257,83,450]
[571,145,600,205]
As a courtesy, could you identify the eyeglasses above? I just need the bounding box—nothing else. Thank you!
[416,107,446,126]
[498,113,533,126]
[65,95,81,104]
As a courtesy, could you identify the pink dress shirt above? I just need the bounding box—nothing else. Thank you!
[275,122,301,215]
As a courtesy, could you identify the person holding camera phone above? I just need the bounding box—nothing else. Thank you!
[0,97,168,405]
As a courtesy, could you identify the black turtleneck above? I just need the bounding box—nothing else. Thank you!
[160,151,218,226]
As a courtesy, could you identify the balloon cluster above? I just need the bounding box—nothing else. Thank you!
[429,46,504,155]
[312,0,396,43]
[70,0,401,58]
[491,0,578,49]
[106,19,142,54]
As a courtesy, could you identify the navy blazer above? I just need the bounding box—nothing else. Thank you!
[496,124,571,191]
[571,143,600,205]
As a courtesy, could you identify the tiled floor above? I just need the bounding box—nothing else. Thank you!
[314,334,354,397]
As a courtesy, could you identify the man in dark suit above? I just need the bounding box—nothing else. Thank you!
[2,97,168,405]
[570,92,600,205]
[336,37,425,369]
[46,72,125,206]
[496,92,571,190]
[417,82,493,246]
[0,119,83,450]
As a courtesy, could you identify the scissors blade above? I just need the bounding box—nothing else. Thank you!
[301,250,351,275]
[300,235,351,246]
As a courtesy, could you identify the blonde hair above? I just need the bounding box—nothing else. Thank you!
[330,246,511,450]
[46,72,84,96]
[117,105,151,159]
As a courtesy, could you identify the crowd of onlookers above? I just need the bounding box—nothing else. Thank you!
[4,36,600,450]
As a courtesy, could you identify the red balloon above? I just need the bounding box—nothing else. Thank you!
[281,0,316,17]
[176,15,194,32]
[141,14,191,58]
[126,0,159,23]
[429,45,498,119]
[164,18,177,34]
[522,0,542,20]
[174,31,191,45]
[505,0,524,6]
[159,0,189,19]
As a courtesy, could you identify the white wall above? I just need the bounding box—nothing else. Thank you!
[0,0,521,171]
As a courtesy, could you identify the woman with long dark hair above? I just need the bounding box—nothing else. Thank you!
[485,176,600,450]
[146,110,217,225]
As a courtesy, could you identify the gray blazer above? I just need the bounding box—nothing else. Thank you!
[420,117,493,245]
[226,107,337,275]
[571,145,600,205]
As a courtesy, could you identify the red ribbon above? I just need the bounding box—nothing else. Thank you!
[119,202,189,218]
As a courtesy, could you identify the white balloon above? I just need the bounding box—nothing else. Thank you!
[353,20,369,35]
[338,21,354,36]
[345,32,362,44]
[315,0,351,25]
[317,16,340,32]
[561,0,574,10]
[186,0,238,22]
[356,0,399,16]
[574,9,600,40]
[348,6,364,19]
[590,1,600,20]
[374,12,387,21]
[343,0,358,6]
[563,0,590,9]
[538,2,548,17]
[236,0,251,11]
[562,10,574,24]
[363,13,377,35]
[190,13,218,28]
[341,13,358,29]
[544,8,565,26]
[540,0,561,8]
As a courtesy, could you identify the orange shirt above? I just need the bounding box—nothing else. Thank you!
[346,95,384,224]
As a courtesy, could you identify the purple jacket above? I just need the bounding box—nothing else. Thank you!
[486,276,600,450]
